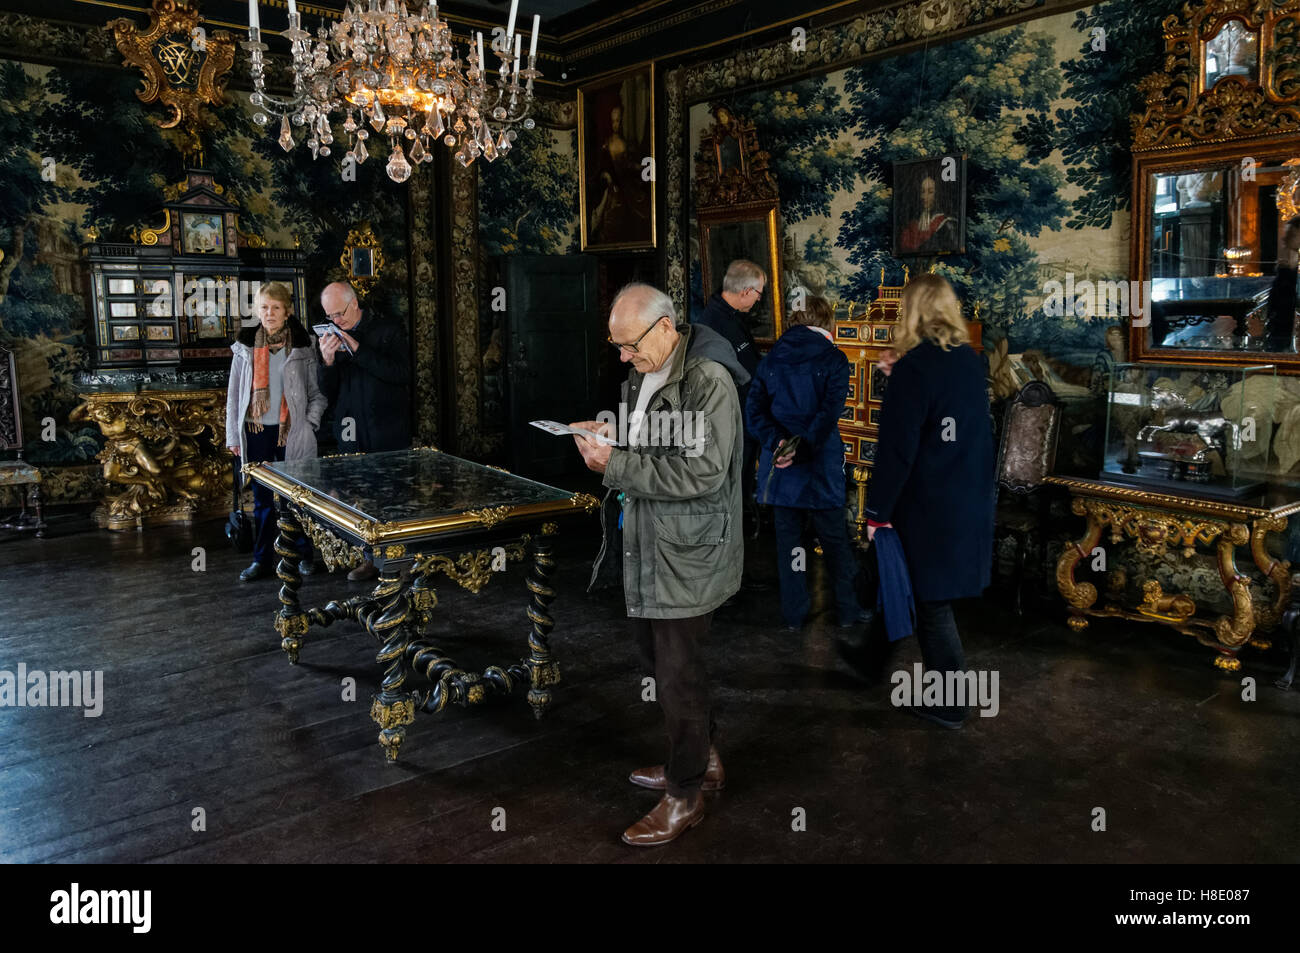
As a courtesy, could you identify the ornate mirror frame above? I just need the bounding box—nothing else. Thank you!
[1129,0,1300,371]
[695,105,785,344]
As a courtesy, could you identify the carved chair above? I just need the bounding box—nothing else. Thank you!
[0,346,45,536]
[994,380,1062,615]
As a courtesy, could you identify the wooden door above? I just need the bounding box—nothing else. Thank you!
[502,254,600,481]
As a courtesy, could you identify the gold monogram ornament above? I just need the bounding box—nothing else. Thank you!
[108,0,236,163]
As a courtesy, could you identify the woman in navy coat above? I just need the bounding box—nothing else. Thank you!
[863,274,994,726]
[746,296,862,629]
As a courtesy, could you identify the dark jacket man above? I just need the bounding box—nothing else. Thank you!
[317,311,411,452]
[695,292,761,383]
[745,325,851,509]
[864,339,994,602]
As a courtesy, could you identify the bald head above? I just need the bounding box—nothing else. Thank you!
[609,282,679,374]
[321,281,361,330]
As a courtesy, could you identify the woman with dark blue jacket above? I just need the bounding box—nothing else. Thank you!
[746,297,862,629]
[863,274,994,727]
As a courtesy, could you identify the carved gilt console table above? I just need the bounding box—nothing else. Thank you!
[1047,475,1300,671]
[72,385,230,530]
[245,448,599,762]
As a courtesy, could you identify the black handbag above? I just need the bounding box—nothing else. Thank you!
[226,457,253,553]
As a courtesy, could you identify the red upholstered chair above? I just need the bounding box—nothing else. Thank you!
[0,346,45,536]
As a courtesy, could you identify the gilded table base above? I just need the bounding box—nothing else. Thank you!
[1055,494,1291,668]
[74,389,230,532]
[272,507,562,761]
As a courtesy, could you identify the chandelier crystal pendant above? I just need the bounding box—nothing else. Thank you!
[243,0,542,183]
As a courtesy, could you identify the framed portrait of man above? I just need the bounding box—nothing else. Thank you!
[892,155,966,258]
[578,62,656,252]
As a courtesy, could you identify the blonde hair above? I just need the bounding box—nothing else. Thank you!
[894,273,968,354]
[254,281,294,315]
[789,295,832,331]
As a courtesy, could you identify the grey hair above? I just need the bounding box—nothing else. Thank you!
[611,282,676,331]
[722,259,766,294]
[321,280,357,304]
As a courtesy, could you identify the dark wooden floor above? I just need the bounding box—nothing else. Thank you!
[1,513,1298,863]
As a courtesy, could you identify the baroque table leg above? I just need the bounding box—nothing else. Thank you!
[522,537,560,719]
[273,505,309,664]
[1055,497,1105,633]
[1212,523,1254,656]
[367,565,418,762]
[1249,515,1289,642]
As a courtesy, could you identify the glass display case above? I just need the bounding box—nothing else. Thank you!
[1102,362,1278,498]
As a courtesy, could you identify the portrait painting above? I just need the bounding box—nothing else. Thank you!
[578,63,655,251]
[892,154,966,257]
[182,212,224,255]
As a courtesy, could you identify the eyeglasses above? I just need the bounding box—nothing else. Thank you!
[325,300,354,322]
[608,316,668,354]
[748,286,765,299]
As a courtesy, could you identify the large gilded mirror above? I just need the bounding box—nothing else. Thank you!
[694,105,785,344]
[1137,148,1298,354]
[1129,0,1300,370]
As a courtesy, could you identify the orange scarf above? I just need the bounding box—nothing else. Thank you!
[248,326,291,445]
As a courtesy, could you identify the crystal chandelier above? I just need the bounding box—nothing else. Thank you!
[243,0,542,183]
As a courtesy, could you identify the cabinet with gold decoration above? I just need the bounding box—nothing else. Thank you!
[832,272,982,540]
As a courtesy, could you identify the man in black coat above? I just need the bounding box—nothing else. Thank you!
[694,260,765,534]
[318,280,412,579]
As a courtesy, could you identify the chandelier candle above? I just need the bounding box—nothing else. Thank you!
[243,0,543,181]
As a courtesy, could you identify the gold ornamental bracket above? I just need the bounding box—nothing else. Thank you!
[108,0,237,163]
[341,224,385,299]
[1132,0,1300,151]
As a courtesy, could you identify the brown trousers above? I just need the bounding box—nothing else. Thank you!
[629,611,716,797]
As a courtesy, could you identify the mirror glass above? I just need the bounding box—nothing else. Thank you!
[1204,19,1258,89]
[1147,153,1299,354]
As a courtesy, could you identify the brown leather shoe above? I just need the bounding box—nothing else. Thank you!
[348,560,379,582]
[621,792,704,847]
[628,746,725,792]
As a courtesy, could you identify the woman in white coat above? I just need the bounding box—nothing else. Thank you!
[225,282,328,581]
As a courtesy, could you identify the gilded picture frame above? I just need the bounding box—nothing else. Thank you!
[578,62,656,252]
[698,204,784,345]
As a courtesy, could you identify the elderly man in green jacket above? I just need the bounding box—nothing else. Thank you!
[572,282,749,847]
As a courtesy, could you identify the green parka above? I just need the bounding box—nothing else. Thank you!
[588,323,751,619]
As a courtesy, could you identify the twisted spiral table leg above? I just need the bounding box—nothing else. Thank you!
[273,507,309,664]
[367,565,417,762]
[522,538,560,719]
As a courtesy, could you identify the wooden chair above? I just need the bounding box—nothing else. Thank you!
[0,346,45,536]
[994,380,1061,615]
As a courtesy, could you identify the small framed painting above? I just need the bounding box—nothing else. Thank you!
[182,212,225,255]
[893,154,967,258]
